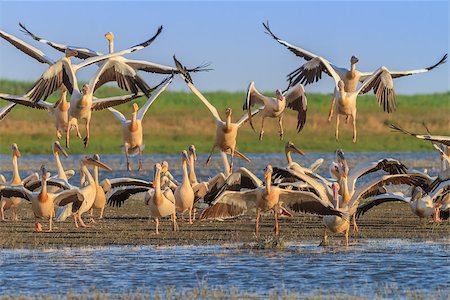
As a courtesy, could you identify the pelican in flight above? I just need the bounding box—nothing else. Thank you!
[108,77,173,170]
[263,22,447,110]
[201,165,343,237]
[0,144,38,222]
[243,81,307,140]
[0,165,84,232]
[0,102,16,121]
[174,56,262,174]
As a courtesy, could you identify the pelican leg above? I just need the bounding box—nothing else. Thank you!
[278,116,284,140]
[344,229,349,247]
[327,94,336,122]
[352,213,359,233]
[273,204,279,236]
[0,201,5,222]
[255,208,261,237]
[47,210,53,232]
[189,206,193,225]
[73,215,79,228]
[352,114,357,144]
[125,143,131,171]
[433,205,442,222]
[89,208,96,224]
[259,118,265,140]
[77,214,87,228]
[155,217,159,235]
[83,119,90,148]
[99,207,105,220]
[56,129,62,139]
[35,218,43,233]
[205,145,216,166]
[229,148,235,174]
[335,115,340,142]
[12,206,18,221]
[73,119,82,139]
[319,226,329,246]
[172,213,178,231]
[138,146,143,171]
[345,115,350,124]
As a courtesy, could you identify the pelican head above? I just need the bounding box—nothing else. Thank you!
[275,89,284,101]
[285,141,306,156]
[161,161,169,173]
[335,149,346,164]
[105,32,114,42]
[350,56,359,65]
[154,163,162,178]
[188,145,197,162]
[60,85,67,94]
[82,156,112,171]
[132,103,139,113]
[11,143,20,158]
[181,150,190,164]
[65,48,78,58]
[52,141,68,158]
[93,154,100,161]
[263,164,273,180]
[225,107,232,117]
[40,165,48,181]
[82,84,89,95]
[338,80,345,90]
[329,162,340,179]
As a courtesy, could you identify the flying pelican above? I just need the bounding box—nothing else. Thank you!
[263,22,447,114]
[0,144,38,221]
[243,82,307,140]
[174,151,195,224]
[200,165,343,237]
[56,157,112,228]
[0,28,159,148]
[174,56,262,174]
[0,102,16,121]
[108,77,173,170]
[0,165,84,232]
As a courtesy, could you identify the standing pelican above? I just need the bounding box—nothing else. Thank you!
[0,144,38,221]
[243,81,307,140]
[0,165,84,232]
[108,77,172,170]
[89,154,110,222]
[174,151,195,224]
[174,56,261,174]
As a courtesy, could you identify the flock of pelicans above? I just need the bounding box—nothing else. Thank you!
[0,22,448,246]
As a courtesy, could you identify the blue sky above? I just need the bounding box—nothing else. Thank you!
[0,1,448,94]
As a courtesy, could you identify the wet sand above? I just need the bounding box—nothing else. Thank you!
[0,200,448,248]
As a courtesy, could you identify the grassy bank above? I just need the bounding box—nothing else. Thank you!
[0,80,448,154]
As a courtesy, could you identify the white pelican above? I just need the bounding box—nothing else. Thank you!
[174,56,262,174]
[0,102,16,121]
[174,151,195,224]
[56,157,112,228]
[89,154,110,222]
[0,28,158,148]
[149,163,177,235]
[108,77,173,170]
[0,143,38,221]
[200,165,343,237]
[0,165,84,232]
[263,22,447,107]
[243,82,307,140]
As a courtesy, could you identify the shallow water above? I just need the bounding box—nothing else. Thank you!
[0,239,448,296]
[0,152,442,185]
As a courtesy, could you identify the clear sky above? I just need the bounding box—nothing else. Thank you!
[0,1,448,94]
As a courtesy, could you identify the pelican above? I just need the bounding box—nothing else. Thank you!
[149,163,177,235]
[0,102,16,121]
[201,165,342,237]
[174,151,195,224]
[0,144,38,221]
[19,23,208,78]
[243,82,307,140]
[56,157,112,228]
[108,77,173,170]
[263,22,447,111]
[174,56,262,174]
[0,28,158,148]
[89,154,110,222]
[0,165,84,232]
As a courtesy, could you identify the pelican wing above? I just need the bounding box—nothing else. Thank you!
[236,107,263,128]
[356,193,409,218]
[0,29,54,65]
[107,187,151,208]
[21,173,39,186]
[199,189,255,220]
[19,22,102,59]
[285,84,307,132]
[107,107,127,124]
[53,189,84,207]
[24,179,70,192]
[0,103,16,121]
[0,186,32,201]
[242,81,269,131]
[388,124,450,146]
[387,54,448,80]
[279,189,343,217]
[358,67,396,113]
[103,178,153,193]
[0,93,54,110]
[127,59,210,74]
[91,93,142,111]
[137,76,173,120]
[173,55,222,123]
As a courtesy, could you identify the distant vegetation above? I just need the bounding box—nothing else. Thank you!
[0,80,448,154]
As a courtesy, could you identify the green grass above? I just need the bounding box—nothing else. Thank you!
[0,79,449,154]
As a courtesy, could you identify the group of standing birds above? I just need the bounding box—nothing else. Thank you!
[0,22,448,245]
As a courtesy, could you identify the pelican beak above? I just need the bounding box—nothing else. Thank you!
[189,145,197,162]
[86,157,112,171]
[291,144,306,156]
[55,142,69,158]
[41,165,47,180]
[161,161,168,173]
[133,103,139,113]
[182,150,190,164]
[11,144,21,158]
[105,32,114,41]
